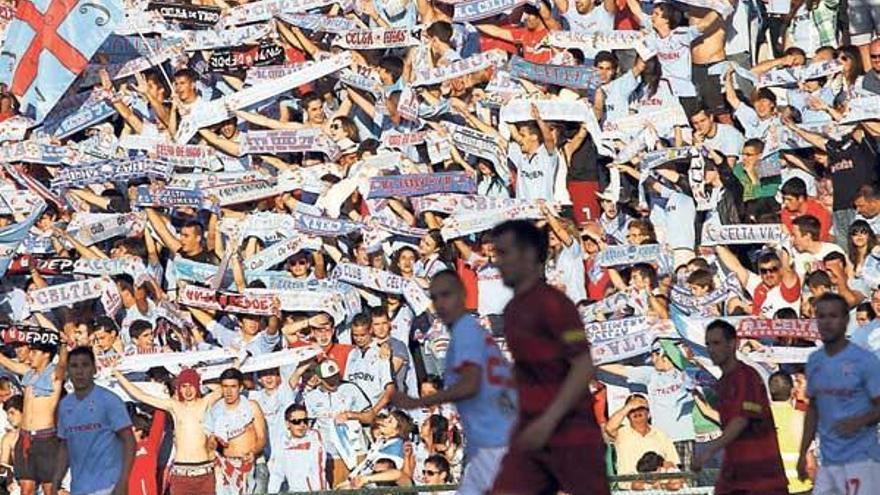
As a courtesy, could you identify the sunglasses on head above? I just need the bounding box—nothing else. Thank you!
[287,417,309,425]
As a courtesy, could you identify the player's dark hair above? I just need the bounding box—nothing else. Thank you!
[129,320,153,341]
[814,292,849,314]
[431,269,464,291]
[491,220,549,264]
[780,178,807,198]
[706,319,737,341]
[219,368,245,383]
[593,51,618,71]
[68,346,96,365]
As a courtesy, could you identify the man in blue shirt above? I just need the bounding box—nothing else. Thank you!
[800,293,880,494]
[393,270,516,494]
[52,347,134,495]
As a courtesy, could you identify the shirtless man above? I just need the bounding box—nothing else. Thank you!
[205,368,267,495]
[689,0,732,117]
[0,334,64,495]
[112,367,222,495]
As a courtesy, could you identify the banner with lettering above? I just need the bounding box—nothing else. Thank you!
[700,223,786,246]
[201,180,290,207]
[51,160,174,191]
[330,262,430,314]
[411,51,505,86]
[146,1,221,28]
[246,63,306,85]
[27,278,109,312]
[74,257,147,277]
[333,27,420,50]
[508,55,601,93]
[241,235,323,272]
[0,116,33,142]
[453,0,533,22]
[413,194,538,215]
[588,317,678,365]
[0,324,60,348]
[181,23,274,51]
[842,95,880,124]
[6,256,75,276]
[240,128,330,154]
[209,42,285,74]
[0,141,71,165]
[178,284,278,315]
[757,60,842,88]
[737,318,820,340]
[134,186,204,208]
[67,212,145,246]
[219,0,337,27]
[595,244,664,267]
[277,13,357,33]
[544,30,647,52]
[368,172,476,199]
[248,287,348,323]
[439,202,545,240]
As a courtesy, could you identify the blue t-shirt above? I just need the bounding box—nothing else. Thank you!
[626,366,696,442]
[58,385,132,495]
[444,313,517,453]
[806,343,880,465]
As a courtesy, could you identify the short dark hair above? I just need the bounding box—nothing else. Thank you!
[780,178,807,198]
[490,220,549,264]
[753,88,777,105]
[3,395,22,412]
[181,220,205,236]
[814,292,849,314]
[706,319,737,341]
[756,251,782,267]
[806,269,832,289]
[68,346,96,365]
[792,214,821,241]
[744,138,765,154]
[284,403,307,418]
[636,451,665,473]
[426,21,453,44]
[89,316,119,336]
[379,56,404,82]
[129,320,153,341]
[430,269,464,291]
[823,251,847,266]
[855,184,880,202]
[219,368,244,383]
[173,68,198,82]
[351,312,372,329]
[594,51,619,71]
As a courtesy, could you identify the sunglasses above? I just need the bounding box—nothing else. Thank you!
[422,469,440,476]
[759,266,780,274]
[286,417,309,425]
[330,123,341,130]
[871,54,880,59]
[291,258,310,266]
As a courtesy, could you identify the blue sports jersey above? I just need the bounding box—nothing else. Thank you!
[444,313,517,454]
[806,343,880,465]
[58,385,132,495]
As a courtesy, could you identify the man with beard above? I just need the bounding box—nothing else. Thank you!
[113,367,222,495]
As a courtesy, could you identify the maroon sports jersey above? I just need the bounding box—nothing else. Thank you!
[715,361,788,494]
[502,281,601,446]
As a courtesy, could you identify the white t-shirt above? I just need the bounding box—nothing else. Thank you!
[344,344,393,405]
[745,272,802,318]
[564,5,616,57]
[602,71,639,121]
[509,142,559,201]
[648,25,701,97]
[791,242,845,280]
[704,123,745,159]
[467,253,514,316]
[724,0,750,56]
[546,242,588,303]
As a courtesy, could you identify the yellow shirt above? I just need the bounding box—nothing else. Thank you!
[614,424,680,475]
[771,401,813,494]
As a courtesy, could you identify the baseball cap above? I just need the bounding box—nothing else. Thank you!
[317,361,340,379]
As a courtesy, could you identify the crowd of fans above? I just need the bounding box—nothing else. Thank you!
[0,0,879,493]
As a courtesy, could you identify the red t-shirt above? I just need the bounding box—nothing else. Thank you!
[293,341,354,377]
[503,282,601,446]
[129,410,166,495]
[584,257,610,301]
[614,0,639,30]
[780,198,832,241]
[478,26,551,64]
[715,362,788,494]
[455,258,479,311]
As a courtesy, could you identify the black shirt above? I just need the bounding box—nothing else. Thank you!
[827,134,878,211]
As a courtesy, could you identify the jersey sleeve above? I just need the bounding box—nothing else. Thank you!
[624,366,653,385]
[105,389,134,432]
[448,319,486,372]
[544,290,590,359]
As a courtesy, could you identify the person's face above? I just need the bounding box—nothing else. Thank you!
[420,381,438,397]
[574,0,593,14]
[219,120,236,139]
[631,271,648,291]
[781,194,803,213]
[354,244,369,266]
[288,256,311,277]
[871,41,880,72]
[627,406,650,427]
[430,277,465,326]
[311,316,334,347]
[690,111,713,135]
[757,260,781,287]
[419,234,438,257]
[0,388,10,404]
[241,316,261,336]
[478,161,493,177]
[351,324,372,349]
[815,300,849,343]
[689,284,709,297]
[135,329,154,350]
[173,76,195,101]
[259,373,281,391]
[371,315,391,340]
[596,61,616,84]
[147,79,166,102]
[397,250,416,274]
[824,260,844,284]
[5,408,21,428]
[516,124,540,152]
[754,98,775,119]
[522,12,541,29]
[872,290,880,315]
[790,225,810,251]
[221,378,242,404]
[330,119,347,141]
[14,345,28,364]
[837,52,853,72]
[769,376,792,400]
[286,410,309,438]
[28,348,50,370]
[379,415,399,438]
[742,145,761,167]
[650,350,672,371]
[481,240,497,261]
[306,100,325,125]
[67,354,96,391]
[626,226,647,245]
[179,382,198,401]
[856,310,872,327]
[92,329,116,352]
[601,198,617,217]
[547,229,561,251]
[494,231,532,288]
[850,229,868,248]
[422,462,447,484]
[705,328,736,367]
[179,226,202,254]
